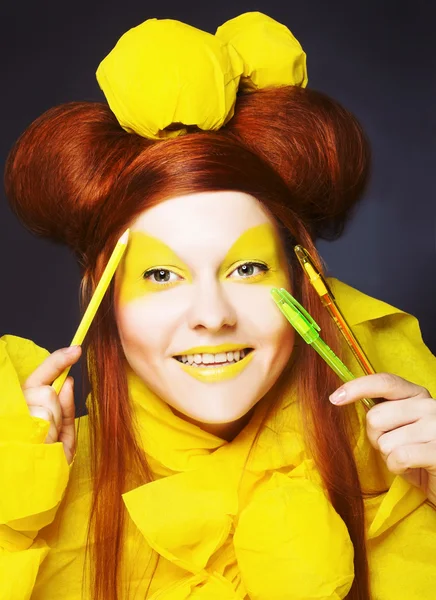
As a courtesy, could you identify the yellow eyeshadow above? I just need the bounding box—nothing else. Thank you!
[117,231,191,304]
[219,223,289,288]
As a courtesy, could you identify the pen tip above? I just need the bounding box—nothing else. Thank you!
[294,245,307,262]
[119,229,130,245]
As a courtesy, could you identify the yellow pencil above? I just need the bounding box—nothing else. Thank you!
[52,228,130,394]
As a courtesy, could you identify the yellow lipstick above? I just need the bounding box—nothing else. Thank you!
[176,350,254,382]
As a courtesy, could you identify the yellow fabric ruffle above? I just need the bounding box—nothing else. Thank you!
[1,278,436,599]
[122,365,356,599]
[96,12,307,139]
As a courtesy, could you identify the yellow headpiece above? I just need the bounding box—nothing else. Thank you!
[96,12,308,140]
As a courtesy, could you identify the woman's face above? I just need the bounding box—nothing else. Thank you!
[114,191,295,437]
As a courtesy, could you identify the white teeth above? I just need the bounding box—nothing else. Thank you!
[177,349,251,366]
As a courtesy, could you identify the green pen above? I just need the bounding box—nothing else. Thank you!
[270,287,375,410]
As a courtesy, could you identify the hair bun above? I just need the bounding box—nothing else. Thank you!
[4,102,144,261]
[228,86,370,240]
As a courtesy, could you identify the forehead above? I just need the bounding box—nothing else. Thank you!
[131,191,274,251]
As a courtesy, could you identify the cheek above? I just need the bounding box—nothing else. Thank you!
[274,315,295,360]
[115,297,174,360]
[263,308,295,361]
[258,309,295,383]
[231,285,294,353]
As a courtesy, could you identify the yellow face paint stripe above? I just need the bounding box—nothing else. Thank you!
[116,231,192,305]
[219,223,289,287]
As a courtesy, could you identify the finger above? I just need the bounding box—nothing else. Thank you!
[385,441,436,476]
[371,414,436,457]
[58,377,76,464]
[23,346,82,390]
[24,385,63,433]
[58,376,76,425]
[28,405,58,444]
[329,372,431,405]
[365,397,436,448]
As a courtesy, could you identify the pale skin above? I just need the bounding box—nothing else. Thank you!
[20,191,436,512]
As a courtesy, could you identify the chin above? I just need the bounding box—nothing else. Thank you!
[173,396,258,425]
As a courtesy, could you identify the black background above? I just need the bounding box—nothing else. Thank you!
[1,0,435,412]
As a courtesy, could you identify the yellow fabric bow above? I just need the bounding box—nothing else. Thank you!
[96,12,308,139]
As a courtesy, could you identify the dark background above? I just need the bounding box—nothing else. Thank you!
[1,0,435,412]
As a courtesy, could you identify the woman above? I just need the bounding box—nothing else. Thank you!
[1,12,436,600]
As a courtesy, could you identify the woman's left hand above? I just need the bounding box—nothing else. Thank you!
[329,373,436,506]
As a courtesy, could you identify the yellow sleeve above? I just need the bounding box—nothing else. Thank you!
[0,335,72,600]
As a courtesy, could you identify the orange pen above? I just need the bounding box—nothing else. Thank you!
[294,246,375,376]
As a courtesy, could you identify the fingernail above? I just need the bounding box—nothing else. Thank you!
[64,345,80,354]
[330,388,347,404]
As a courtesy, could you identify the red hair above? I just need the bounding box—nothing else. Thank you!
[5,86,381,599]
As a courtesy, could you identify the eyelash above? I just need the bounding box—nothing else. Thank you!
[142,262,270,286]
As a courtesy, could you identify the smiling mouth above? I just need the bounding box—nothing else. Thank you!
[173,348,254,368]
[173,347,255,382]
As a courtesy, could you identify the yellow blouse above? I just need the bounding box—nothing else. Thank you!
[1,278,436,599]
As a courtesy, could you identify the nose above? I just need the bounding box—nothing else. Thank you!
[186,277,237,333]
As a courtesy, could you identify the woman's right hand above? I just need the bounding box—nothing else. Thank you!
[22,346,82,465]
